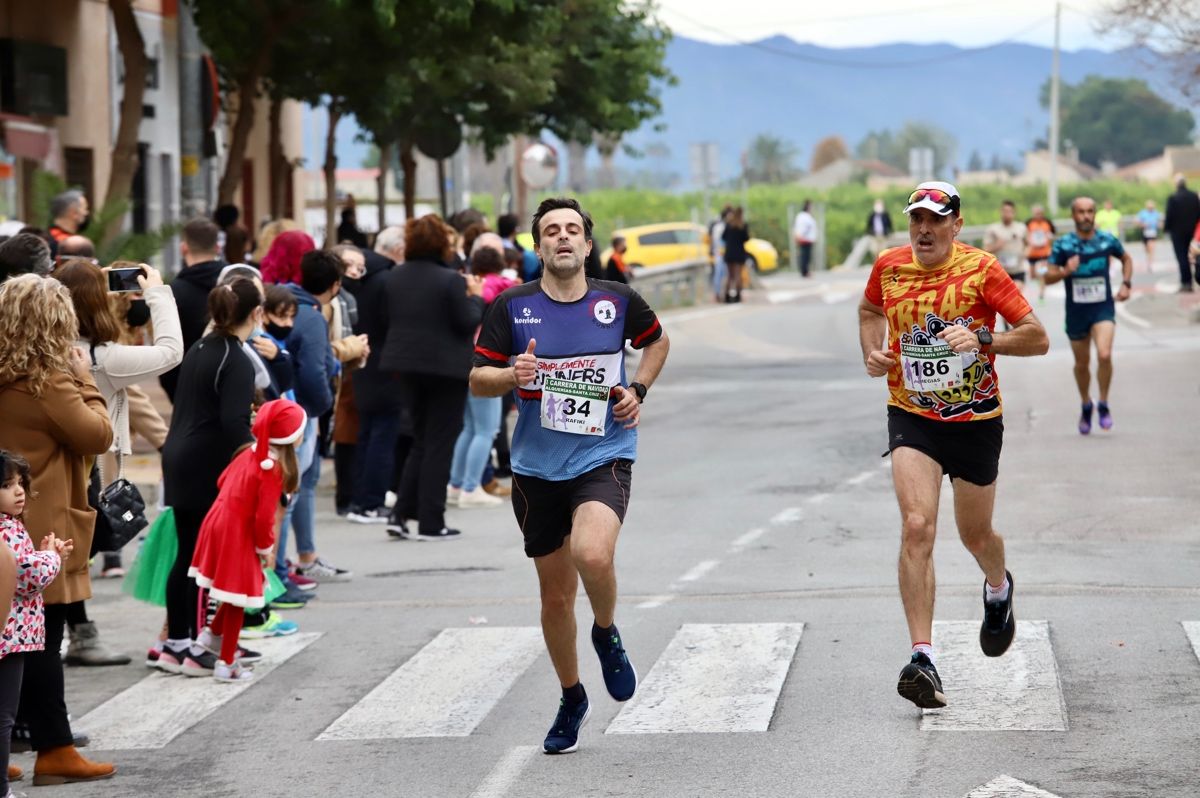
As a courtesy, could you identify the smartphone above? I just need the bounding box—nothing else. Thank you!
[107,267,145,293]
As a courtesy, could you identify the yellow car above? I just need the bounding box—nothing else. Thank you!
[599,222,779,273]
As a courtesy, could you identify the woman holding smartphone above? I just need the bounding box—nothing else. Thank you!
[54,260,183,666]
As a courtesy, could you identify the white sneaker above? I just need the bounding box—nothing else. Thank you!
[196,627,222,655]
[214,660,254,682]
[458,487,502,508]
[446,485,462,507]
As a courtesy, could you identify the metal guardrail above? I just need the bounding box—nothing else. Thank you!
[630,259,711,310]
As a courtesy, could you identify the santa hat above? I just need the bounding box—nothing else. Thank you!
[252,399,307,471]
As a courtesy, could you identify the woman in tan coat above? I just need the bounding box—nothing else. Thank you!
[0,274,116,785]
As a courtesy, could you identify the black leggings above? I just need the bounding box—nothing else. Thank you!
[166,507,206,641]
[17,604,72,751]
[0,653,23,792]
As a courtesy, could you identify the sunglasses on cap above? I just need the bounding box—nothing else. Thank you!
[906,188,960,212]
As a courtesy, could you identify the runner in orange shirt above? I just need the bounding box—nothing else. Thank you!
[1025,205,1056,302]
[858,181,1049,710]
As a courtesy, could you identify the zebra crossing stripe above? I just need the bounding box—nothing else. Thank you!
[921,620,1068,732]
[964,775,1062,797]
[78,633,321,750]
[317,627,543,740]
[1180,621,1200,663]
[606,623,803,734]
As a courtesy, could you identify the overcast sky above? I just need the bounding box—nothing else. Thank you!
[653,0,1120,52]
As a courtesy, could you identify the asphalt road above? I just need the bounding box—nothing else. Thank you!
[44,263,1200,798]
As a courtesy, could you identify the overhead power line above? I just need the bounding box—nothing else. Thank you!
[662,8,1056,69]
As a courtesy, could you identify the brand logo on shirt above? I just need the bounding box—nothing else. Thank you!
[514,306,541,324]
[592,299,616,325]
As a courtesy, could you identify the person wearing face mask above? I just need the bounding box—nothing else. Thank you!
[47,190,90,243]
[56,260,182,604]
[260,285,298,401]
[327,246,370,519]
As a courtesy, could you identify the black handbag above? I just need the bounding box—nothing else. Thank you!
[94,391,148,550]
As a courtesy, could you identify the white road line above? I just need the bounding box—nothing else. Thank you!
[606,623,803,734]
[636,595,676,610]
[469,746,540,798]
[922,620,1068,732]
[663,304,742,324]
[317,628,542,740]
[729,528,765,552]
[844,470,877,486]
[1181,621,1200,664]
[770,507,804,525]
[678,559,720,582]
[965,775,1062,797]
[805,493,830,505]
[821,290,854,305]
[79,633,321,750]
[1115,299,1153,329]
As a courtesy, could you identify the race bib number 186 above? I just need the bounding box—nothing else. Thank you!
[541,378,610,436]
[900,342,964,392]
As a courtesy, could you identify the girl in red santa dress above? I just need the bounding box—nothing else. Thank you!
[189,399,305,682]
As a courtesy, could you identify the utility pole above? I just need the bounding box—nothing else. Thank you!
[1048,0,1061,213]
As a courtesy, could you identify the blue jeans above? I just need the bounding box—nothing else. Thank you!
[712,258,728,299]
[354,410,402,510]
[449,395,501,492]
[277,418,319,581]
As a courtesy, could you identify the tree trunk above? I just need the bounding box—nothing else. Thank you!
[323,103,342,249]
[268,94,285,218]
[215,7,292,207]
[567,140,588,193]
[217,73,261,207]
[399,138,416,221]
[376,139,392,231]
[102,0,147,244]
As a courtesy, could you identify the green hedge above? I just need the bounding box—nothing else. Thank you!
[550,180,1174,267]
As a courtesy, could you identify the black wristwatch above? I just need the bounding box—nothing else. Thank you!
[976,328,993,352]
[628,382,648,403]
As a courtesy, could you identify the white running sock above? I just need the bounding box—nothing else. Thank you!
[166,637,191,651]
[912,643,935,664]
[985,576,1011,603]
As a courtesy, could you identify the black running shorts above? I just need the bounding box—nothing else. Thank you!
[886,406,1004,486]
[511,460,633,558]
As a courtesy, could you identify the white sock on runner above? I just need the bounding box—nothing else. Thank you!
[912,643,935,664]
[985,576,1011,603]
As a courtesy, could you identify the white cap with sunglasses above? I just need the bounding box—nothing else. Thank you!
[903,182,961,216]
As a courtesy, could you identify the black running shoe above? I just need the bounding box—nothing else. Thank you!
[542,696,591,754]
[980,570,1016,657]
[592,623,638,702]
[897,652,946,709]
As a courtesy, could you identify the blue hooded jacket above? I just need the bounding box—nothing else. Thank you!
[285,284,336,416]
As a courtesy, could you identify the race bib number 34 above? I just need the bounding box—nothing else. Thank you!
[1072,276,1107,304]
[900,342,964,392]
[541,378,610,436]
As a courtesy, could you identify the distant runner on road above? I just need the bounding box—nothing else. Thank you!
[858,181,1049,710]
[1044,196,1133,435]
[470,197,670,754]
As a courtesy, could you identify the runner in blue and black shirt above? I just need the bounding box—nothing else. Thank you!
[470,197,670,756]
[1045,196,1133,434]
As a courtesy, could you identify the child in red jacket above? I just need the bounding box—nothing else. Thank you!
[188,400,305,682]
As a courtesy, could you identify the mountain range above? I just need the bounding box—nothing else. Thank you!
[313,36,1189,188]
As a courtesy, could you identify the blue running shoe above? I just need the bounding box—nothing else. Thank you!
[542,696,590,754]
[592,623,638,702]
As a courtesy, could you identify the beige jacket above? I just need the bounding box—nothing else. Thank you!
[86,285,183,455]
